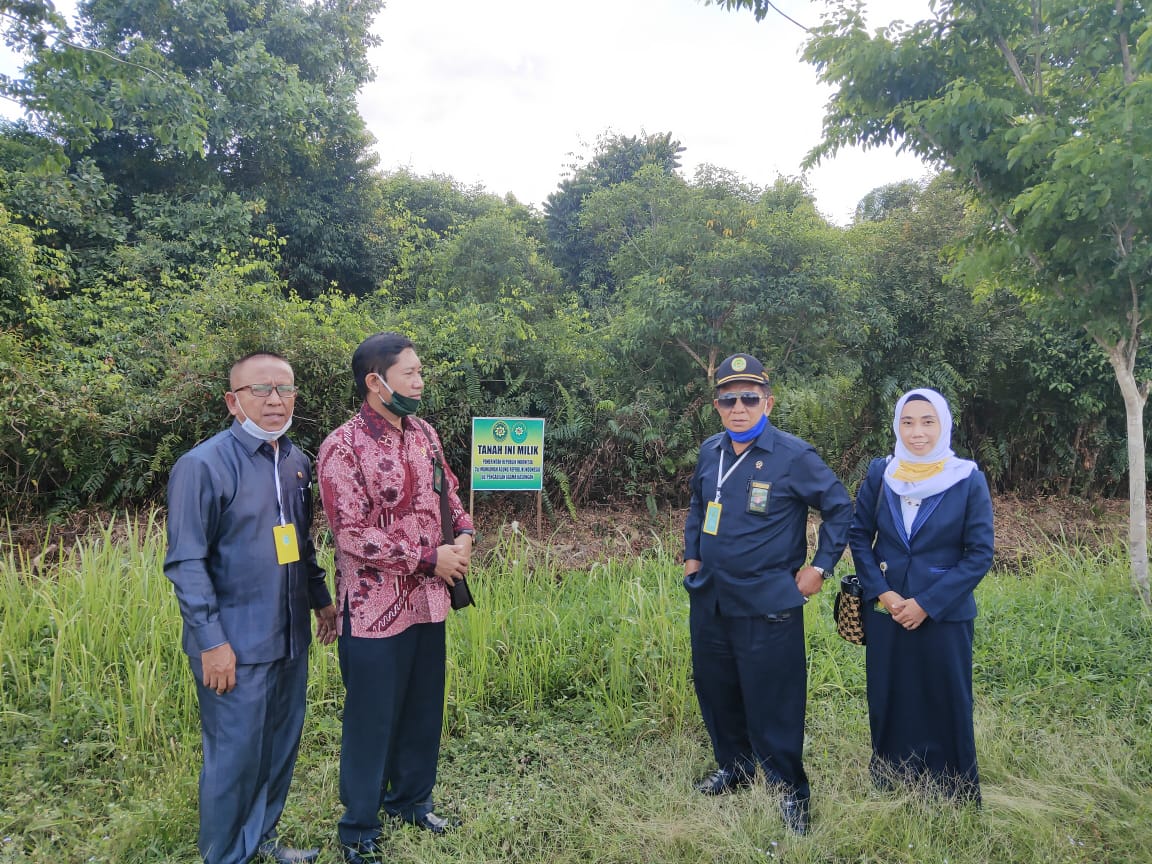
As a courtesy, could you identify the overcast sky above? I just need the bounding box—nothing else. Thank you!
[1,0,938,225]
[362,0,938,224]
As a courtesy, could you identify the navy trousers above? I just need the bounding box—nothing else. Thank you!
[190,652,309,864]
[689,600,810,801]
[336,616,447,846]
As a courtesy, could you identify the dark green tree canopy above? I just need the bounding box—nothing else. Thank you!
[2,0,386,296]
[545,131,685,300]
[1,0,1145,522]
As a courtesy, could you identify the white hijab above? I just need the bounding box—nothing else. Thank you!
[883,388,977,500]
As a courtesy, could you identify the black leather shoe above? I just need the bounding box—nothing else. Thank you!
[339,838,383,864]
[694,767,753,796]
[410,811,460,834]
[257,843,319,864]
[779,794,810,835]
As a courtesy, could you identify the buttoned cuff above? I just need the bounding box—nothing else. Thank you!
[418,546,438,575]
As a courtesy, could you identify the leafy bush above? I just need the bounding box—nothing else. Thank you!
[3,165,1150,515]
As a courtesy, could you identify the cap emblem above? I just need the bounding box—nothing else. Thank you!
[731,357,747,372]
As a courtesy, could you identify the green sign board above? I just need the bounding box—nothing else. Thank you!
[471,417,545,491]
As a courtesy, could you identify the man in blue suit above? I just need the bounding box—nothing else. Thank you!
[165,352,337,864]
[683,353,852,835]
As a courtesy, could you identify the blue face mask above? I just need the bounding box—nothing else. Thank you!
[728,413,767,443]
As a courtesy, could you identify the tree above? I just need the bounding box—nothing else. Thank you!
[374,170,539,301]
[0,200,43,328]
[713,0,1152,604]
[0,0,208,158]
[854,179,925,223]
[426,211,562,308]
[545,131,685,299]
[846,175,1029,474]
[583,166,860,390]
[3,0,385,296]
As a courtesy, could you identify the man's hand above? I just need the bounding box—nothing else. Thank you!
[314,603,337,645]
[434,543,470,586]
[684,558,701,578]
[794,565,825,598]
[454,532,474,566]
[201,643,237,695]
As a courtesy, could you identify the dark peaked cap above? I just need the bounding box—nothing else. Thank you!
[715,353,769,387]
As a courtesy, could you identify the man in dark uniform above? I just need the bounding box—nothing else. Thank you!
[683,353,852,835]
[165,352,337,864]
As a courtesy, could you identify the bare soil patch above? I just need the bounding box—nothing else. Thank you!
[467,492,1136,572]
[2,493,1138,574]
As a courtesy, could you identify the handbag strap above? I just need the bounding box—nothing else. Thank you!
[873,455,891,520]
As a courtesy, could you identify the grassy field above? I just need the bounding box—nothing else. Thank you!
[1,515,1150,863]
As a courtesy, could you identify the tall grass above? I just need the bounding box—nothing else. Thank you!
[1,517,1150,863]
[445,526,693,738]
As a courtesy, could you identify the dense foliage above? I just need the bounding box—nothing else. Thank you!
[0,1,1147,516]
[793,0,1152,599]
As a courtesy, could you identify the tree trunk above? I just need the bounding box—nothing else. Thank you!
[1106,345,1151,605]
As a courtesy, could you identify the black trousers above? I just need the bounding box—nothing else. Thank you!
[336,614,447,846]
[689,600,810,801]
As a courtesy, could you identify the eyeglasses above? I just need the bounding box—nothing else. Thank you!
[233,384,299,398]
[716,392,764,410]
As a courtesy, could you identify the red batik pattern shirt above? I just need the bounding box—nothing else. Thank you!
[317,404,473,638]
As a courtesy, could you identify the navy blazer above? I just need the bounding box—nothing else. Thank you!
[165,422,331,664]
[848,457,994,622]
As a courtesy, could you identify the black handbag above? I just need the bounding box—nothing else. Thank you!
[414,419,475,610]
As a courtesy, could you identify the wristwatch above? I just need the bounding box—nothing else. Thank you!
[812,565,827,578]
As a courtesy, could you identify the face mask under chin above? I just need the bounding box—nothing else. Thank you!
[377,374,421,417]
[240,415,292,442]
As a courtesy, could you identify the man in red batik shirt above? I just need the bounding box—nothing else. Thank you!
[317,332,474,864]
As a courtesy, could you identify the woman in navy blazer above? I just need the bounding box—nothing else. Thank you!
[848,388,994,802]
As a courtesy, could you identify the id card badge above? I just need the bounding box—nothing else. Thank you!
[273,523,301,564]
[703,501,722,535]
[747,481,771,514]
[433,462,444,494]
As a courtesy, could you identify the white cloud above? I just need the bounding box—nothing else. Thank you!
[0,0,937,224]
[362,0,937,223]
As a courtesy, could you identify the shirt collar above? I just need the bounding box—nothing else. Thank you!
[359,401,405,442]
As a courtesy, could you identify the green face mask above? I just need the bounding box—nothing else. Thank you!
[377,375,421,417]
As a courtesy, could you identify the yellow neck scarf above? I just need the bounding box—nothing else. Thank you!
[892,459,947,482]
